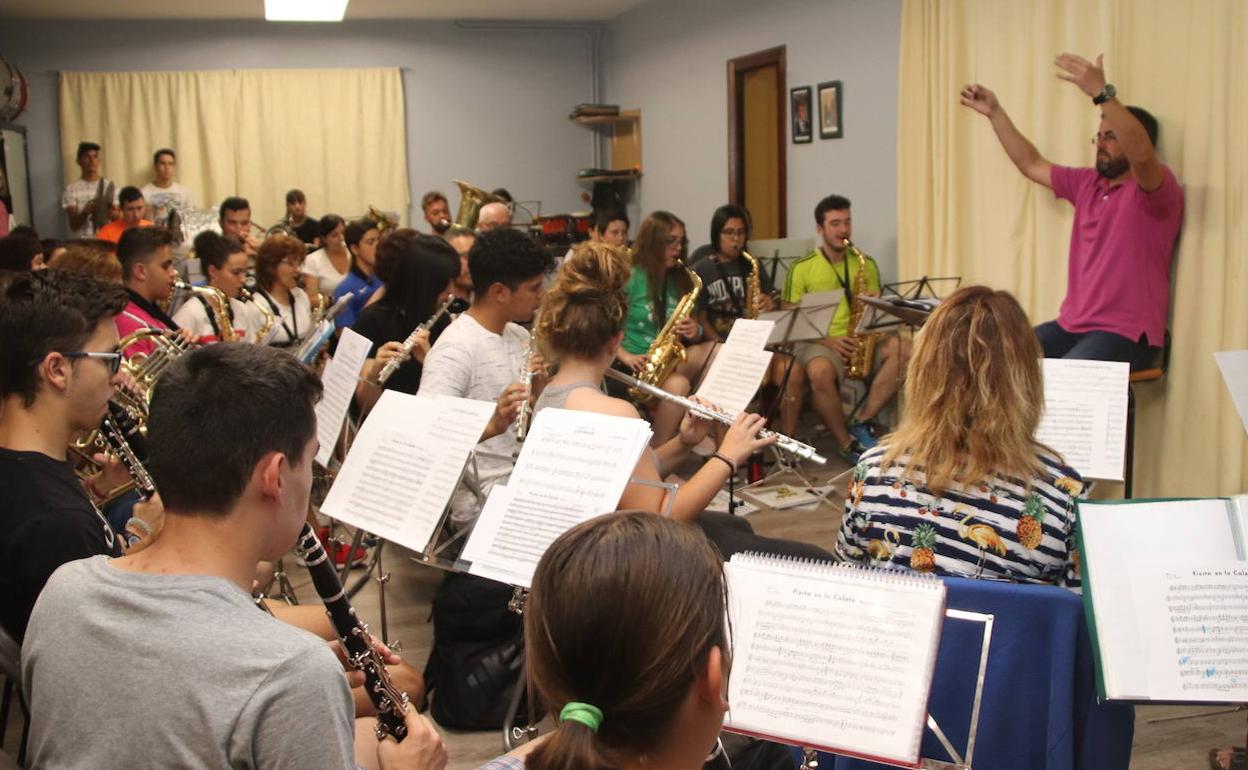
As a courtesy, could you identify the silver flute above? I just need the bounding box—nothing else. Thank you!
[377,296,466,385]
[514,344,536,442]
[604,368,827,464]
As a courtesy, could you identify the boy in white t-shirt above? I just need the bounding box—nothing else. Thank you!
[61,141,116,238]
[140,148,196,223]
[417,228,555,528]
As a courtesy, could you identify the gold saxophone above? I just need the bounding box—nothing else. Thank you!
[741,249,762,319]
[238,287,275,344]
[172,281,236,343]
[633,259,702,402]
[844,239,878,380]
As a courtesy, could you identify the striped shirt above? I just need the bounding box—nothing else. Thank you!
[836,445,1084,589]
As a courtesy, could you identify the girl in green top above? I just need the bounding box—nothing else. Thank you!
[617,211,716,446]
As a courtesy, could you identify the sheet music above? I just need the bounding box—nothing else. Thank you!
[1036,359,1129,481]
[1133,561,1248,702]
[461,408,652,587]
[1078,498,1243,700]
[759,290,841,345]
[697,348,773,418]
[320,392,494,553]
[724,556,944,766]
[314,327,371,466]
[1214,350,1248,436]
[725,318,776,350]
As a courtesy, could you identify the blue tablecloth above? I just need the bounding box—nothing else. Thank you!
[790,577,1134,770]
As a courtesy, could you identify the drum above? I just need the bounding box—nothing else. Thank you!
[0,56,29,122]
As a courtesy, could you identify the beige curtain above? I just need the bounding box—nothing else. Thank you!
[898,0,1248,497]
[59,68,408,230]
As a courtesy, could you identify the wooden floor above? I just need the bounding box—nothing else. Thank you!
[3,441,1243,768]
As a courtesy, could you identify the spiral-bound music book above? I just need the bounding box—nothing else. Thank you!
[724,554,947,768]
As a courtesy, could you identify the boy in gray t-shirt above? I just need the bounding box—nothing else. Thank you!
[21,344,445,770]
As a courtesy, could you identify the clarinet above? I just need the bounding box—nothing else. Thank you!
[98,412,157,500]
[294,523,410,740]
[377,296,468,385]
[603,368,827,464]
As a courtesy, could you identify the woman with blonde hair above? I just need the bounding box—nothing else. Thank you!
[475,511,730,770]
[616,211,716,445]
[532,242,830,560]
[837,285,1084,585]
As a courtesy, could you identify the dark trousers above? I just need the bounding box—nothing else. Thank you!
[1034,320,1160,372]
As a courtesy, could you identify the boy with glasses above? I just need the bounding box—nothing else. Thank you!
[0,270,161,643]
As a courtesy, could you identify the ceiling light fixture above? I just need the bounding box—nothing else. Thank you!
[264,0,349,22]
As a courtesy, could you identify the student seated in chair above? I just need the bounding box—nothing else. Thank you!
[473,511,732,770]
[836,286,1084,587]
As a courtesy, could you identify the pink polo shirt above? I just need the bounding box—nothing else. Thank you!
[115,299,170,359]
[1051,165,1183,346]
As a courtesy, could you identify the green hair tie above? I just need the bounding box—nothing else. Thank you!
[559,701,603,732]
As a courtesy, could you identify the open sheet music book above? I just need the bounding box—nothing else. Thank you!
[459,408,653,587]
[1035,359,1129,481]
[313,327,372,466]
[320,391,495,554]
[724,555,947,768]
[1077,497,1248,703]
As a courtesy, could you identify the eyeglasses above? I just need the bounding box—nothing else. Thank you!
[1091,132,1118,145]
[721,228,748,238]
[29,351,123,375]
[666,236,689,247]
[281,258,304,268]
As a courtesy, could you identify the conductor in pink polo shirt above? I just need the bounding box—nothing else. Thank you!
[960,53,1183,371]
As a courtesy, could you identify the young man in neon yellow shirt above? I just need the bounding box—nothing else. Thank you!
[782,194,909,462]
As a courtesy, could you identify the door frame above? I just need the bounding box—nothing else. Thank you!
[726,45,787,237]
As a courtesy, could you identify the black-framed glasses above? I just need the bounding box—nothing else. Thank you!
[29,351,123,375]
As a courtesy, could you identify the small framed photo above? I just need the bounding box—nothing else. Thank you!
[818,80,843,139]
[790,86,813,144]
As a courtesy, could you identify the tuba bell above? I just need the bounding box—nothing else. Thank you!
[453,180,503,230]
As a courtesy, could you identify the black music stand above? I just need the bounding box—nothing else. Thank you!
[883,275,962,301]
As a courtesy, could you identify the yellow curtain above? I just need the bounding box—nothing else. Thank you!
[898,0,1248,497]
[59,68,408,229]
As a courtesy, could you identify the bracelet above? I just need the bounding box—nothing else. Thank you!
[711,452,738,475]
[125,517,154,539]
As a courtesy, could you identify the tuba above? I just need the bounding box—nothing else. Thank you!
[633,259,703,402]
[366,205,400,233]
[453,180,503,230]
[843,239,879,380]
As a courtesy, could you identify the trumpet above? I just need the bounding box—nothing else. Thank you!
[377,296,468,385]
[603,368,827,464]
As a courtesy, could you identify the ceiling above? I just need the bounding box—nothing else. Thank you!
[0,0,645,22]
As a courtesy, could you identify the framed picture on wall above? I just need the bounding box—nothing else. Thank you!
[818,80,843,139]
[790,86,812,144]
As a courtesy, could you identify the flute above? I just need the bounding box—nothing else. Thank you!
[294,523,410,740]
[377,296,468,385]
[514,344,536,442]
[603,368,827,464]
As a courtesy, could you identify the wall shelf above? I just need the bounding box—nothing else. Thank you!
[571,108,642,179]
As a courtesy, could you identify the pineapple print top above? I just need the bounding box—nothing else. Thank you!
[836,445,1084,590]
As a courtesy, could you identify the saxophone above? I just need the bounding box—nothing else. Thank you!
[238,287,276,344]
[843,239,879,380]
[741,249,762,319]
[172,281,236,343]
[633,260,703,402]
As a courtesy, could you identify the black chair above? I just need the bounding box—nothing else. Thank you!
[1124,330,1171,498]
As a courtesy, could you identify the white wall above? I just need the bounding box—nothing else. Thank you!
[604,0,902,278]
[0,19,599,237]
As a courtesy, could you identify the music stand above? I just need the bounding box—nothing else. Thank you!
[746,236,816,291]
[883,275,962,301]
[859,295,938,330]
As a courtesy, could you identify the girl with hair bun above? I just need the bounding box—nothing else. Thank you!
[531,243,831,562]
[475,511,731,770]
